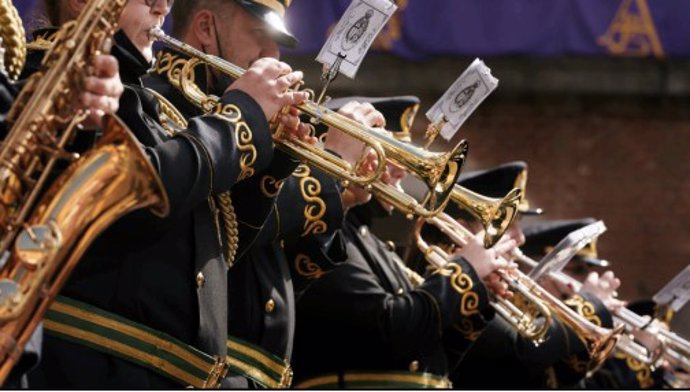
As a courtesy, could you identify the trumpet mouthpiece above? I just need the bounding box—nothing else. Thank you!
[148,27,164,40]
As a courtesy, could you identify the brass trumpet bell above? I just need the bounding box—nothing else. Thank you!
[449,185,522,248]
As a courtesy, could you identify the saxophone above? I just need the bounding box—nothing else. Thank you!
[0,0,26,80]
[0,0,169,382]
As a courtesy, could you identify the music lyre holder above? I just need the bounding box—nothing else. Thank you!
[424,115,449,149]
[312,52,347,125]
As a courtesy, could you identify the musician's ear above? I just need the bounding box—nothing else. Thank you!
[190,10,216,53]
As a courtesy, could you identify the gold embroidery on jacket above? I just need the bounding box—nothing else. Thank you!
[147,71,239,266]
[293,254,325,280]
[564,294,602,327]
[291,165,327,237]
[454,318,482,342]
[260,175,284,198]
[436,263,479,316]
[614,351,654,388]
[146,87,187,137]
[213,103,257,181]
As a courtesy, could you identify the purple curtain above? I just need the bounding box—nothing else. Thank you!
[16,0,690,58]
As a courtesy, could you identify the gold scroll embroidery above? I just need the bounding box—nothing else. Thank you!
[293,253,325,280]
[436,262,479,317]
[565,294,602,327]
[214,103,257,181]
[291,164,327,237]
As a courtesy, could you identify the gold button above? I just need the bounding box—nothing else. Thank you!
[386,241,396,252]
[359,226,368,237]
[196,272,205,288]
[409,360,419,372]
[265,299,276,313]
[396,287,404,295]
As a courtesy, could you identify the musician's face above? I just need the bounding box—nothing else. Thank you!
[211,3,280,69]
[119,0,171,62]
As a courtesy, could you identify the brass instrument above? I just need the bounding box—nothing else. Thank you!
[0,0,169,382]
[150,29,467,218]
[0,0,26,80]
[511,249,663,370]
[414,214,553,343]
[418,215,624,371]
[449,184,522,248]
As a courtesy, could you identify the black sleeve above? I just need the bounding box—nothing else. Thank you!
[277,164,345,245]
[231,149,301,259]
[295,246,493,361]
[117,87,275,219]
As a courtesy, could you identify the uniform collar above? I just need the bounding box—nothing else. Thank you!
[112,30,153,85]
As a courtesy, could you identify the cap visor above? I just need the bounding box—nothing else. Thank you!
[235,0,299,48]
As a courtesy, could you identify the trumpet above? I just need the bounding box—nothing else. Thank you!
[511,249,682,369]
[419,216,625,372]
[414,214,553,343]
[449,185,522,248]
[150,28,467,218]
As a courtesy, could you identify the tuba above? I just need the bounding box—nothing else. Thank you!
[0,0,26,80]
[150,29,468,218]
[0,0,169,382]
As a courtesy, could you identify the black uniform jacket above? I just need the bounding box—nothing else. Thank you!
[290,202,495,384]
[27,30,274,388]
[142,46,346,388]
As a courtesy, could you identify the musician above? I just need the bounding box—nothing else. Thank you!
[408,163,618,389]
[521,218,649,388]
[287,103,517,388]
[0,36,124,387]
[523,219,672,389]
[27,0,309,388]
[140,0,368,387]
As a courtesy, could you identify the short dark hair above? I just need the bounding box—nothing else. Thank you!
[171,0,234,38]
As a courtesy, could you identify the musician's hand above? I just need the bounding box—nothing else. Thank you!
[484,271,512,300]
[323,101,385,168]
[580,270,627,312]
[275,106,316,145]
[452,230,516,279]
[340,149,378,210]
[80,54,123,127]
[227,57,308,121]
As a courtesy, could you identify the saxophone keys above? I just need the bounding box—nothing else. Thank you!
[0,279,22,318]
[14,224,62,270]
